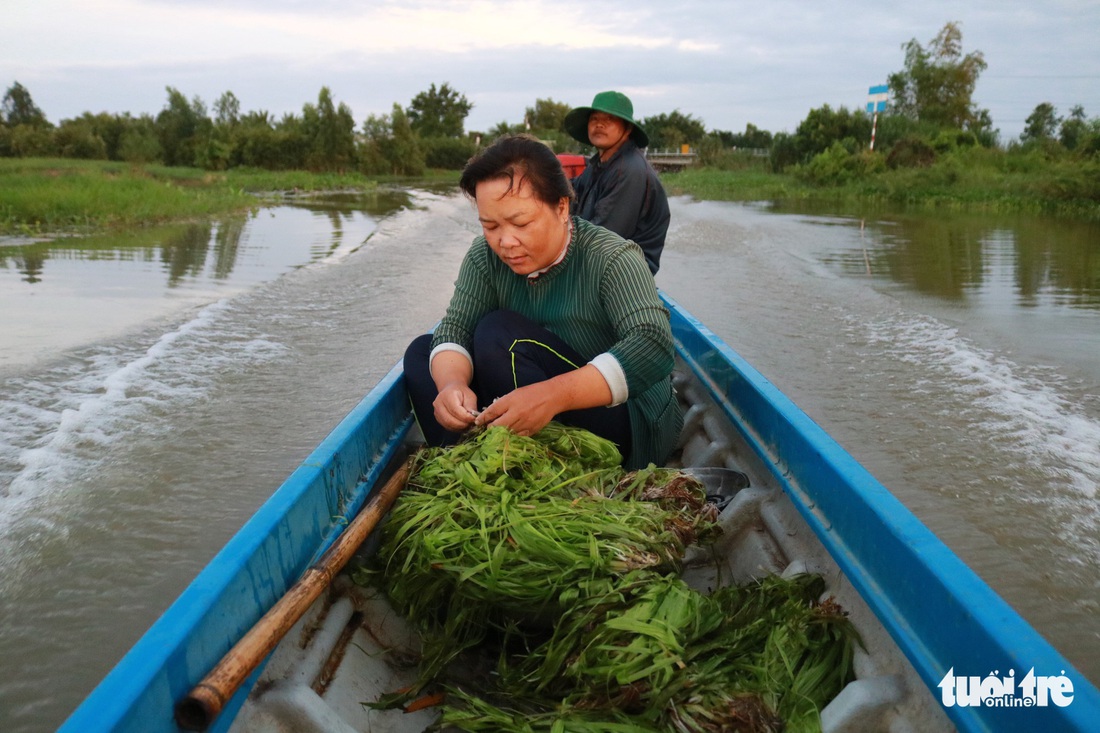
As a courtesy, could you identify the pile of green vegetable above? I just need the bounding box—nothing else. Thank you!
[355,423,857,732]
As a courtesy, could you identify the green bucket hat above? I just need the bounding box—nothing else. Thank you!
[564,90,649,148]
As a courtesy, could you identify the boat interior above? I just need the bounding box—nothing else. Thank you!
[227,360,952,733]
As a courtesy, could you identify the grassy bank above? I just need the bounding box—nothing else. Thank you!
[1,159,250,234]
[0,159,459,235]
[664,148,1100,221]
[661,168,804,204]
[225,165,459,194]
[7,151,1097,236]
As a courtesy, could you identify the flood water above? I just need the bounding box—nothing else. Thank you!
[1,188,1098,732]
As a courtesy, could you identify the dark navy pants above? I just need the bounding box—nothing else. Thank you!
[403,310,632,461]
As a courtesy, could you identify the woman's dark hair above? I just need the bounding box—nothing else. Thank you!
[459,134,573,206]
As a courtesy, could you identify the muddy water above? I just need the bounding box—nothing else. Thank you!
[0,190,1097,731]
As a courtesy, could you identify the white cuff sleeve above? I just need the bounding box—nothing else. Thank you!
[428,342,473,380]
[589,352,629,406]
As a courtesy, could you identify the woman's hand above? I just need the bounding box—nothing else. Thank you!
[474,365,612,437]
[474,382,559,437]
[430,350,477,432]
[433,382,479,432]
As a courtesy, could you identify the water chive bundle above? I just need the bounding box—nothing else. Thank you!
[647,574,860,732]
[443,574,858,732]
[357,424,857,729]
[361,424,718,704]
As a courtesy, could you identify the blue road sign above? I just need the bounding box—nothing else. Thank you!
[867,84,889,114]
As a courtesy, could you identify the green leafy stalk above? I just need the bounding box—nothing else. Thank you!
[353,423,857,732]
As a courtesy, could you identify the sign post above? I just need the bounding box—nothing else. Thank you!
[866,84,889,150]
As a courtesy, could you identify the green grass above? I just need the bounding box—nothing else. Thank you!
[224,167,372,193]
[5,152,1096,236]
[0,159,256,234]
[663,147,1100,221]
[662,168,806,203]
[222,166,461,198]
[0,159,462,235]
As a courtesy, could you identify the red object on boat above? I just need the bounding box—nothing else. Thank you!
[556,153,587,180]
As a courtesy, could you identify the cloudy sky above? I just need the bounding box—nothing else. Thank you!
[4,0,1098,143]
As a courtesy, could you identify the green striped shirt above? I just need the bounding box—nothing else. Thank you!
[432,216,682,468]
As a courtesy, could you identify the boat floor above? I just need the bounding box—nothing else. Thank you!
[229,372,953,733]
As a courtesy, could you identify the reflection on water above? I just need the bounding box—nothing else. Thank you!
[812,211,1100,310]
[165,222,222,285]
[0,188,416,287]
[759,205,1100,384]
[3,222,225,286]
[0,188,417,371]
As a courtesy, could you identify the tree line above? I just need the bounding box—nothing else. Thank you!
[0,82,448,175]
[0,79,766,175]
[2,22,1097,178]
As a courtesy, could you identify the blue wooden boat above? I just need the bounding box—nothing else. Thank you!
[59,292,1100,732]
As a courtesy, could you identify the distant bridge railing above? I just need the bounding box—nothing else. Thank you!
[645,148,698,171]
[644,147,770,171]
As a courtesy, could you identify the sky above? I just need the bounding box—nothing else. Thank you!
[3,0,1099,144]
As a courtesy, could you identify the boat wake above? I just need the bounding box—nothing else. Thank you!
[0,299,286,542]
[865,311,1100,560]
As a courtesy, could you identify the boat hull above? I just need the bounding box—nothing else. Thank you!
[59,293,1100,732]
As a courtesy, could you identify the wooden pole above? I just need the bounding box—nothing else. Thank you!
[174,459,411,731]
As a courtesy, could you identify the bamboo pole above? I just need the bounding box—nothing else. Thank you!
[174,459,412,731]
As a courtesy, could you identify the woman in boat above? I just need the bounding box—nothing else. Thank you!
[403,134,682,470]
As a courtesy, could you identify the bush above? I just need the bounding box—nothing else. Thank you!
[886,137,936,169]
[1001,145,1054,174]
[119,125,164,165]
[769,132,800,172]
[1015,137,1066,161]
[420,136,477,169]
[54,125,108,160]
[1078,131,1100,159]
[1037,160,1100,203]
[704,148,771,172]
[697,136,769,171]
[873,115,938,153]
[931,129,979,154]
[796,143,884,186]
[5,124,56,157]
[360,137,425,177]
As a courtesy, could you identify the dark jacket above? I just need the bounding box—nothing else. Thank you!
[571,140,671,275]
